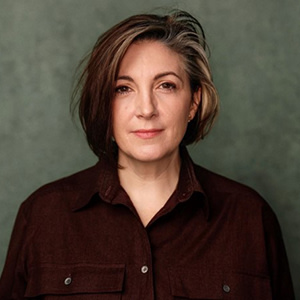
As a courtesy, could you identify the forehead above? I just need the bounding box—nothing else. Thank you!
[118,40,186,76]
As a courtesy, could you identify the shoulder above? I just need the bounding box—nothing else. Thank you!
[194,164,261,197]
[192,164,284,248]
[19,163,100,218]
[28,163,98,198]
[193,164,273,217]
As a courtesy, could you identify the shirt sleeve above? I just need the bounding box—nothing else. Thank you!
[0,203,28,299]
[262,203,295,300]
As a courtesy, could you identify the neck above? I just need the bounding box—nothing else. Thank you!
[118,149,181,187]
[117,149,181,226]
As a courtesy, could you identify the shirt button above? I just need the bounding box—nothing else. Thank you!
[64,277,72,285]
[223,284,230,293]
[141,265,149,274]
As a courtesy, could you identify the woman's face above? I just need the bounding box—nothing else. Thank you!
[112,40,200,166]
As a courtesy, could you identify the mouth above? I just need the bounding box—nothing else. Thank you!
[132,129,164,139]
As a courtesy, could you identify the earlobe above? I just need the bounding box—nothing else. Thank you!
[189,88,201,120]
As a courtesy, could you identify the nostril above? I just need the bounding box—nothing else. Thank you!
[136,98,158,119]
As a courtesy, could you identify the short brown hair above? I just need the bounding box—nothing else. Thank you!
[72,10,219,159]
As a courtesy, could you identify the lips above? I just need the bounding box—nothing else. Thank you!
[132,129,163,139]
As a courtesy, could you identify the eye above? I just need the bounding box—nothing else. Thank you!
[159,82,177,91]
[115,85,131,95]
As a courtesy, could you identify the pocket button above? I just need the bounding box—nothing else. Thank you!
[64,277,72,285]
[223,284,230,293]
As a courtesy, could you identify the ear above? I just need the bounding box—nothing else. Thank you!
[189,87,201,120]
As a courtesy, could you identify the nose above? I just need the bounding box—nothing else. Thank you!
[136,90,157,119]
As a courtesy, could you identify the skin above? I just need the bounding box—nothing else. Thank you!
[112,40,201,226]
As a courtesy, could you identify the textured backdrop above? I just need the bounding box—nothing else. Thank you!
[1,0,299,296]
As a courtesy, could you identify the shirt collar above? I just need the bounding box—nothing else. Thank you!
[168,146,210,220]
[71,147,210,221]
[70,156,120,212]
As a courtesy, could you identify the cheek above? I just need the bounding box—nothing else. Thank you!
[175,102,193,133]
[112,101,124,123]
[113,101,132,120]
[112,104,132,140]
[111,105,120,137]
[166,109,189,135]
[173,101,192,123]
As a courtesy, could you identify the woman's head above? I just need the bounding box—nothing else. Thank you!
[73,10,219,160]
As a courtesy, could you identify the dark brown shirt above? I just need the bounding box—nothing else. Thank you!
[0,148,295,299]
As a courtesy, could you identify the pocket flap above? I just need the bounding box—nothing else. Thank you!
[25,263,125,297]
[169,267,223,299]
[225,272,271,299]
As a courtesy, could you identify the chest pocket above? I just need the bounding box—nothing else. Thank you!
[24,263,125,299]
[169,267,223,299]
[169,267,272,300]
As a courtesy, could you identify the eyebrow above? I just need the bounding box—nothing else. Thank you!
[154,72,183,83]
[116,72,183,83]
[116,75,134,82]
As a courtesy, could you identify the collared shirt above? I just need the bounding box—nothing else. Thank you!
[0,148,295,299]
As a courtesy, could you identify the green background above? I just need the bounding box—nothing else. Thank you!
[1,0,299,296]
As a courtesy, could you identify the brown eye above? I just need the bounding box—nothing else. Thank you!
[160,82,176,90]
[115,86,131,94]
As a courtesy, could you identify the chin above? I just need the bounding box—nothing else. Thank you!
[128,145,178,163]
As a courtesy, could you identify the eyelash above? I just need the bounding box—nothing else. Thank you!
[115,82,177,95]
[160,82,176,91]
[115,86,131,95]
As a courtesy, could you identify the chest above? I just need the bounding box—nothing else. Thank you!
[23,198,271,299]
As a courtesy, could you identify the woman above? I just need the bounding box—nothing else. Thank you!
[0,10,295,299]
